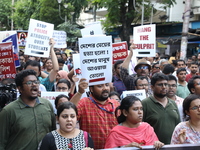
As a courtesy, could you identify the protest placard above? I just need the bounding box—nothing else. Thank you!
[0,31,16,42]
[79,36,112,86]
[133,24,156,57]
[52,30,67,48]
[41,91,68,114]
[0,42,16,80]
[2,34,20,67]
[81,21,104,37]
[25,19,54,57]
[121,89,146,100]
[17,31,28,51]
[112,41,128,64]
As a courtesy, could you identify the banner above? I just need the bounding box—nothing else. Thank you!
[25,19,54,57]
[112,41,128,64]
[133,24,156,57]
[79,36,112,86]
[41,91,68,114]
[0,42,16,80]
[2,34,20,67]
[52,30,67,48]
[81,21,104,37]
[121,89,146,100]
[17,31,28,51]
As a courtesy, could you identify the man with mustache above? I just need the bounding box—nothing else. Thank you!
[185,61,199,82]
[0,70,56,150]
[166,75,184,121]
[70,79,120,149]
[120,43,151,91]
[142,73,180,144]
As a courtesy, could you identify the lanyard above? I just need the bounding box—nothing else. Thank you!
[89,97,114,114]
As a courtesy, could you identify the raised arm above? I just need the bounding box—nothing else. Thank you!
[48,38,59,82]
[70,78,88,106]
[121,43,135,69]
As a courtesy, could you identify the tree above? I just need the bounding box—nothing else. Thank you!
[0,0,12,30]
[90,0,176,45]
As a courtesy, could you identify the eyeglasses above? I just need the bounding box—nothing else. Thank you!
[138,66,148,70]
[190,105,200,110]
[194,82,200,86]
[56,87,68,91]
[168,84,177,88]
[154,67,160,69]
[23,80,40,86]
[156,83,168,87]
[138,84,149,87]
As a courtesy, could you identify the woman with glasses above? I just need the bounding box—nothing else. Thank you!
[171,94,200,144]
[104,96,164,149]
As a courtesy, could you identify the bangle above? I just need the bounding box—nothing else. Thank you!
[77,92,83,95]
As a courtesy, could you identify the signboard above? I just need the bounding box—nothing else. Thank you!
[112,41,128,64]
[0,31,16,42]
[52,30,67,48]
[2,34,20,67]
[17,31,28,51]
[25,19,54,57]
[133,24,156,57]
[121,90,146,100]
[81,21,104,37]
[41,92,68,114]
[0,42,16,80]
[79,36,112,86]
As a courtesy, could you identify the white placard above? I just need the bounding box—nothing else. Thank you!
[79,36,112,86]
[133,24,156,57]
[41,92,68,114]
[25,19,54,57]
[121,90,146,100]
[52,30,67,48]
[81,21,104,37]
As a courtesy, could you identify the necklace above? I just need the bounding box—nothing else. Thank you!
[89,97,114,114]
[188,121,200,140]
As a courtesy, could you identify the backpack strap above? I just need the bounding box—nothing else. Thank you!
[83,131,88,147]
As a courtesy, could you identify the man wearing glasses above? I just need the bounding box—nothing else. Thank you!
[188,75,200,95]
[142,73,180,144]
[0,69,56,150]
[167,75,184,121]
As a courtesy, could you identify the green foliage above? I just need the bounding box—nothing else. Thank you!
[57,22,81,42]
[0,0,12,30]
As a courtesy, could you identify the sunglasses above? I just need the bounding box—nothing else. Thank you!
[138,66,149,70]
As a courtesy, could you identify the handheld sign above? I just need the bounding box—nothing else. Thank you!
[0,42,16,80]
[2,34,20,67]
[81,21,104,37]
[121,90,146,100]
[79,36,112,86]
[133,24,156,57]
[41,92,68,114]
[112,41,128,64]
[17,31,28,51]
[25,19,54,57]
[52,30,67,48]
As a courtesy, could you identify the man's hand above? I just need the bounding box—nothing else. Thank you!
[78,78,88,94]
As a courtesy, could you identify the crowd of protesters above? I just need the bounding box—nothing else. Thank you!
[1,40,200,150]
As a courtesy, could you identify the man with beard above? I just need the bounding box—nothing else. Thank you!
[176,68,190,99]
[70,79,119,149]
[0,70,56,150]
[142,73,180,144]
[187,75,200,95]
[166,75,184,121]
[185,61,199,82]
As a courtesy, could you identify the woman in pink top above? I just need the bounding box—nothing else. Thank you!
[171,94,200,144]
[104,96,164,149]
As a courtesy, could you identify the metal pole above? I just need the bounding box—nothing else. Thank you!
[180,0,191,60]
[11,0,14,30]
[141,0,144,25]
[150,4,153,24]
